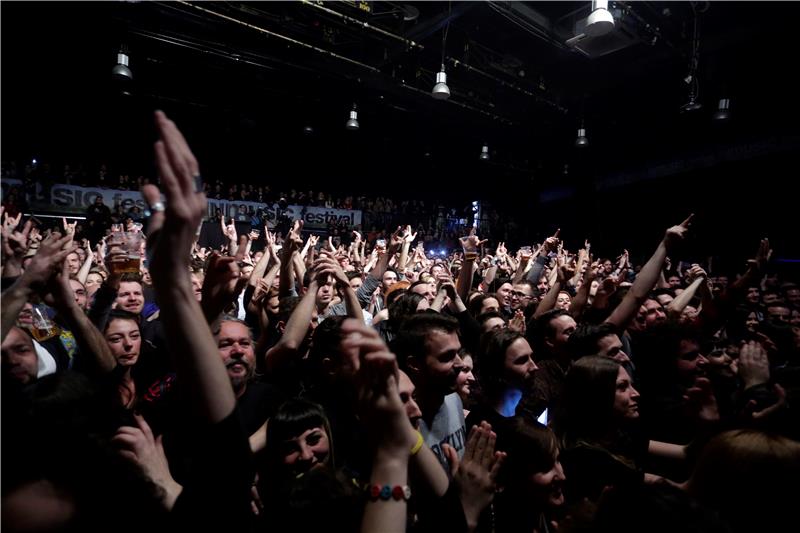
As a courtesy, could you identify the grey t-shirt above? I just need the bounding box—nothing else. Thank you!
[419,393,467,474]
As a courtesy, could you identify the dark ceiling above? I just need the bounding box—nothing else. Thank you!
[3,1,799,205]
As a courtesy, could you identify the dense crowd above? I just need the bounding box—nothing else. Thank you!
[2,112,799,533]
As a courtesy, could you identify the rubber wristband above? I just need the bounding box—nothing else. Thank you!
[410,431,424,456]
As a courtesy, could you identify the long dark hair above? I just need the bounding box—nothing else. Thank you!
[476,329,525,397]
[556,355,620,447]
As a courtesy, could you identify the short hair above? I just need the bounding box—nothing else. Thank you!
[388,292,426,329]
[104,309,141,332]
[476,311,506,328]
[529,308,572,353]
[276,296,302,324]
[120,272,143,284]
[392,313,459,371]
[567,322,620,360]
[498,417,557,488]
[345,271,362,281]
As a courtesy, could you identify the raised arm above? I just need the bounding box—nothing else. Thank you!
[666,265,706,319]
[1,232,73,342]
[265,278,319,373]
[278,219,303,298]
[142,110,235,424]
[605,215,693,330]
[76,239,95,284]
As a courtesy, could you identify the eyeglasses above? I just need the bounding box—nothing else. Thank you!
[511,291,531,298]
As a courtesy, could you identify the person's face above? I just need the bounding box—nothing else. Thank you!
[381,271,398,292]
[746,287,760,305]
[85,273,104,296]
[546,315,577,353]
[348,276,363,291]
[316,277,335,306]
[596,334,630,364]
[398,370,422,429]
[510,284,533,311]
[455,354,475,403]
[411,283,436,304]
[641,299,666,327]
[480,297,500,315]
[419,329,463,394]
[667,276,682,289]
[602,260,613,273]
[745,311,760,333]
[791,309,800,327]
[530,454,566,509]
[141,268,152,286]
[707,349,736,380]
[1,328,38,385]
[281,426,330,473]
[68,279,87,310]
[767,305,791,325]
[676,339,708,383]
[504,338,537,390]
[614,366,640,420]
[189,273,203,301]
[762,293,780,306]
[537,277,549,292]
[431,265,444,278]
[481,316,506,334]
[555,292,571,310]
[497,283,513,307]
[115,282,144,315]
[786,288,800,307]
[104,318,141,367]
[66,252,80,275]
[216,321,255,391]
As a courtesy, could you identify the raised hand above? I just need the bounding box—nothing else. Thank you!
[542,229,561,254]
[403,224,417,243]
[201,251,247,318]
[346,319,417,455]
[459,227,487,253]
[747,238,772,272]
[352,230,362,244]
[664,214,693,251]
[1,216,33,263]
[686,264,707,283]
[20,232,75,289]
[313,253,349,287]
[508,310,526,334]
[738,340,771,390]
[389,226,405,250]
[683,377,719,423]
[113,414,182,510]
[141,110,206,281]
[441,422,505,529]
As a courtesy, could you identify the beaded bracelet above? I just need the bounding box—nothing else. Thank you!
[367,484,412,501]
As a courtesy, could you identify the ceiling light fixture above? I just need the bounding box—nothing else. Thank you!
[713,98,731,121]
[585,0,615,37]
[432,3,452,100]
[480,144,490,161]
[431,64,450,100]
[575,123,589,148]
[112,49,132,81]
[345,104,359,130]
